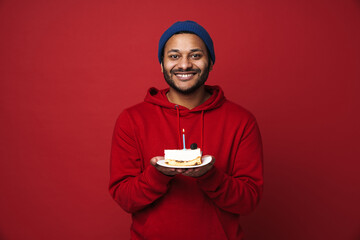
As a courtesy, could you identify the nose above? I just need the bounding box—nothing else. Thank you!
[178,57,193,70]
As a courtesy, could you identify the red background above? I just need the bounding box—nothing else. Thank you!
[1,0,359,239]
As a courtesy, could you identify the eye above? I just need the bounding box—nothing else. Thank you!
[191,53,202,59]
[169,54,179,59]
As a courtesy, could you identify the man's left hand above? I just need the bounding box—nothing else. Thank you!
[182,155,215,178]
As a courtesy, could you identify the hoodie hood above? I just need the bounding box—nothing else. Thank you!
[144,85,226,113]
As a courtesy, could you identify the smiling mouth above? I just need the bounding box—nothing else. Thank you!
[174,73,196,81]
[172,70,199,80]
[176,73,195,78]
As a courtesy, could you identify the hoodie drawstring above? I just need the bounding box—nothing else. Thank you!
[200,110,204,152]
[175,105,182,148]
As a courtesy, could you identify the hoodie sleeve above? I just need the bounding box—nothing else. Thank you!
[109,110,173,213]
[196,116,263,215]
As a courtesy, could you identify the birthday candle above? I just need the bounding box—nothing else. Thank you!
[182,129,186,150]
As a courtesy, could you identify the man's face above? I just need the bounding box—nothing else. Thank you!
[161,33,212,95]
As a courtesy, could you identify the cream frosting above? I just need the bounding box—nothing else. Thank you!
[164,148,201,161]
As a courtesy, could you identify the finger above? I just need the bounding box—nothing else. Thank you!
[150,158,159,166]
[150,159,156,166]
[150,156,164,166]
[176,168,185,173]
[183,169,198,177]
[164,169,176,175]
[182,168,194,175]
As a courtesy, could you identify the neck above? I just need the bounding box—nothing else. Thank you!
[166,86,211,110]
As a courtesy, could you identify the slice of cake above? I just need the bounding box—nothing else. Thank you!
[164,148,202,166]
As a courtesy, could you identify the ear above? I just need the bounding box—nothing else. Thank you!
[160,63,164,73]
[209,61,213,72]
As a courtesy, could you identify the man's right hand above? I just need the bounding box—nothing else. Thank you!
[150,156,185,176]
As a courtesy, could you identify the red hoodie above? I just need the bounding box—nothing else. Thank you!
[109,85,263,240]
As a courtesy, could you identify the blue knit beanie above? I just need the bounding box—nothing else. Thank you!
[158,20,215,64]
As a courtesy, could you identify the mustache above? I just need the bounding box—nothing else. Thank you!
[170,68,201,74]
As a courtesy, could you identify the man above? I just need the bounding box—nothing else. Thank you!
[109,20,263,240]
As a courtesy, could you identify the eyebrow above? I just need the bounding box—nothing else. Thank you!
[166,49,205,54]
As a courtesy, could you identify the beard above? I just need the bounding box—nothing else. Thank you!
[162,64,211,95]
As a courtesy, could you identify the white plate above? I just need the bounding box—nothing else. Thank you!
[156,156,212,168]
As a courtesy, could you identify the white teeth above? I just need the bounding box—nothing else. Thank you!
[176,74,193,77]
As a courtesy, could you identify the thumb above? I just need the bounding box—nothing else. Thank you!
[150,156,164,166]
